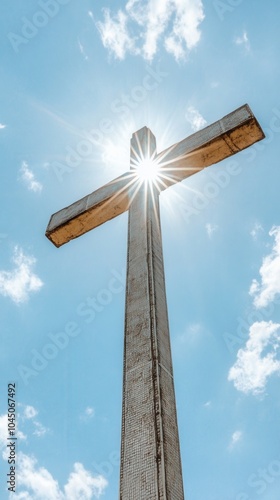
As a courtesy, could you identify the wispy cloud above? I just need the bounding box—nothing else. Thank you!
[229,430,243,450]
[206,223,218,239]
[210,81,220,89]
[203,401,211,408]
[96,0,204,61]
[80,407,95,422]
[78,38,89,60]
[249,226,280,308]
[250,222,264,240]
[0,123,6,129]
[33,421,49,438]
[11,453,107,499]
[175,323,205,348]
[0,414,26,457]
[19,161,42,193]
[228,321,280,395]
[185,105,207,131]
[17,430,27,441]
[20,404,49,437]
[0,246,43,304]
[235,30,250,52]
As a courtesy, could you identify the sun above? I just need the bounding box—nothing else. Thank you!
[134,157,161,183]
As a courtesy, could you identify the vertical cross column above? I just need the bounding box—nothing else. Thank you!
[120,128,184,499]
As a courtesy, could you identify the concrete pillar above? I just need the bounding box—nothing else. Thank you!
[120,127,184,499]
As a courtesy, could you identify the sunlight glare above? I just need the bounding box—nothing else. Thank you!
[136,158,160,183]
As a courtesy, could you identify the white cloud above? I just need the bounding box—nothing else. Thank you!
[251,222,264,240]
[1,414,107,499]
[85,408,94,417]
[164,0,205,59]
[249,226,280,308]
[19,161,42,193]
[80,407,95,423]
[23,405,38,420]
[0,123,6,129]
[185,105,207,131]
[0,246,43,304]
[33,421,49,438]
[235,30,250,51]
[205,223,218,239]
[228,321,280,395]
[96,9,135,60]
[64,462,107,499]
[229,430,242,450]
[12,453,107,500]
[12,493,33,500]
[14,453,63,499]
[96,0,204,61]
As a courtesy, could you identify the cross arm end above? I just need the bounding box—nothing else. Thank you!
[46,172,134,247]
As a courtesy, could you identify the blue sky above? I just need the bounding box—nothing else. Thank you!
[1,0,280,498]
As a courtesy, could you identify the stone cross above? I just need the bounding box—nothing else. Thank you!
[46,104,264,499]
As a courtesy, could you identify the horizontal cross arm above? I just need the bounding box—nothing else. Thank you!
[46,172,135,247]
[46,105,265,248]
[157,104,265,188]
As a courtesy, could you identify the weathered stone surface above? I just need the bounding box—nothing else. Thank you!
[120,129,184,499]
[157,104,265,187]
[46,172,134,247]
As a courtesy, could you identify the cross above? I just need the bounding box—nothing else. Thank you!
[46,104,264,499]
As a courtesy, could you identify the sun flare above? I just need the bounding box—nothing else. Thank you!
[134,158,161,183]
